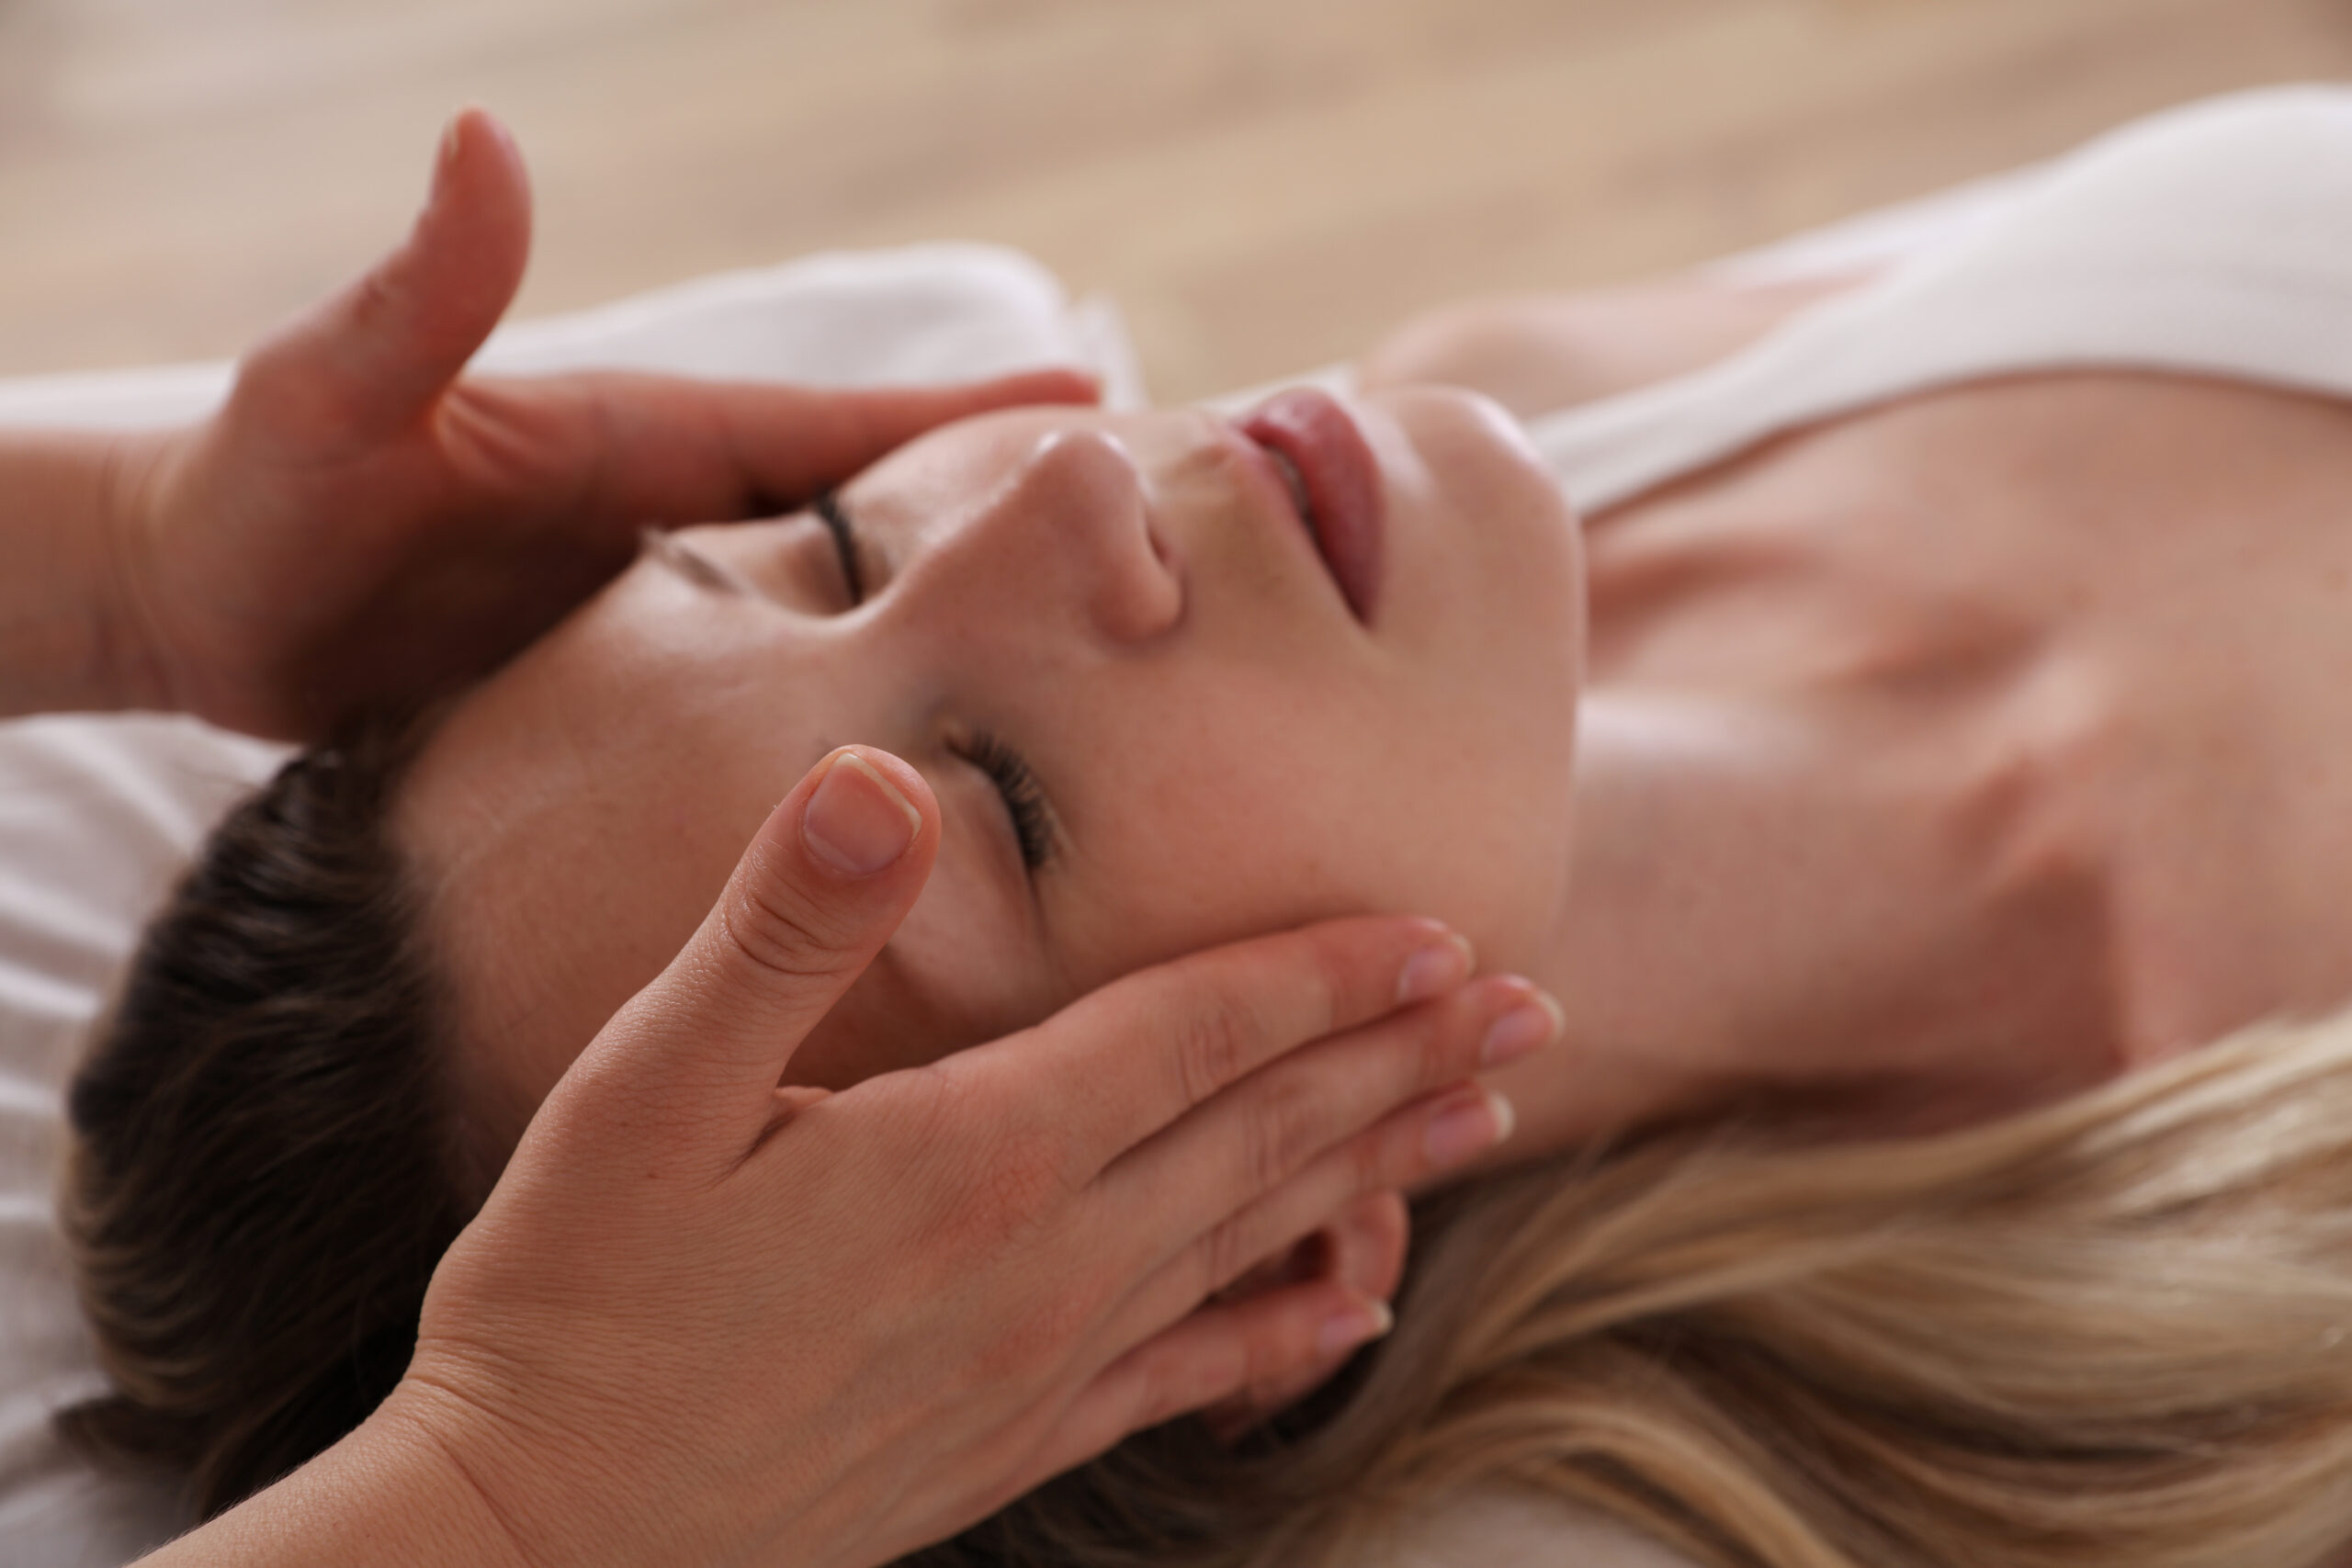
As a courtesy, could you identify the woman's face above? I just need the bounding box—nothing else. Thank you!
[401,385,1584,1150]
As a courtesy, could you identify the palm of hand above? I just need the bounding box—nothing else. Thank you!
[123,373,644,738]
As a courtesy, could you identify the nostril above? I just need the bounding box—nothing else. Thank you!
[1014,427,1182,643]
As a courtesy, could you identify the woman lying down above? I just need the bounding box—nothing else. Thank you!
[64,86,2352,1568]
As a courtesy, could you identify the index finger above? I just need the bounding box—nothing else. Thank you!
[491,366,1102,525]
[966,915,1475,1181]
[708,367,1103,504]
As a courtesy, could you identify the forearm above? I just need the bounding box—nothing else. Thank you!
[0,429,168,718]
[135,1401,541,1568]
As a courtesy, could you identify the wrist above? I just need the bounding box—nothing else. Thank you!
[89,426,183,715]
[0,426,178,717]
[130,1389,540,1568]
[364,1373,840,1568]
[356,1377,711,1568]
[345,1382,552,1568]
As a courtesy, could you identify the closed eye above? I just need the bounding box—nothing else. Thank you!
[814,491,866,606]
[956,729,1055,872]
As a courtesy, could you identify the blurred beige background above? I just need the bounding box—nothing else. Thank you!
[3,0,2349,403]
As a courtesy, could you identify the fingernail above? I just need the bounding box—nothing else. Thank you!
[1480,990,1565,1069]
[1396,931,1476,1004]
[802,750,921,876]
[1317,1298,1395,1359]
[1423,1088,1514,1170]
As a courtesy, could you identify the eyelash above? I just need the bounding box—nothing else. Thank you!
[819,494,1053,873]
[813,490,865,604]
[957,729,1055,872]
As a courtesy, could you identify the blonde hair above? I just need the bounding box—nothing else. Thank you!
[927,1014,2352,1568]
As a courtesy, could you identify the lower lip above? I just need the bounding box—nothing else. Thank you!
[1238,389,1385,625]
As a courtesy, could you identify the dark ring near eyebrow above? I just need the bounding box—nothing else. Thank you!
[812,490,865,604]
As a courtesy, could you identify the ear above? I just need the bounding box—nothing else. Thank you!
[1216,1191,1409,1309]
[1313,1190,1410,1303]
[1197,1191,1409,1442]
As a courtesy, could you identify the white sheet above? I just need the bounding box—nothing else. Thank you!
[0,179,2024,1563]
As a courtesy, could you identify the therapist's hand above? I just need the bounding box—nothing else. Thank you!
[100,107,1093,739]
[360,745,1528,1568]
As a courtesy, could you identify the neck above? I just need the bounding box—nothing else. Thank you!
[1488,690,2117,1158]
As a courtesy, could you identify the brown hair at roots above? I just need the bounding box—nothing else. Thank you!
[57,713,477,1517]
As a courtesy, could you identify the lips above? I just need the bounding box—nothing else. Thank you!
[1237,388,1385,625]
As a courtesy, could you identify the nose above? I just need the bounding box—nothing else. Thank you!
[980,427,1182,646]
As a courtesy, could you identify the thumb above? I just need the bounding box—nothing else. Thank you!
[232,107,533,451]
[571,747,941,1148]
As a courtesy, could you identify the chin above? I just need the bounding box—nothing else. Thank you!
[1372,382,1577,525]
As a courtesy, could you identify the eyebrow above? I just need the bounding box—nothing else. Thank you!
[639,526,758,595]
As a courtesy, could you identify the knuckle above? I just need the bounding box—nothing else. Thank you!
[1408,978,1504,1083]
[1309,914,1430,1031]
[349,262,402,330]
[1170,986,1264,1107]
[717,861,847,984]
[1295,935,1351,1038]
[968,1272,1098,1387]
[1344,1122,1395,1196]
[1421,996,1478,1080]
[889,1066,985,1175]
[1198,1213,1258,1298]
[975,1129,1075,1232]
[912,1086,1080,1260]
[1243,1068,1327,1193]
[961,1310,1048,1389]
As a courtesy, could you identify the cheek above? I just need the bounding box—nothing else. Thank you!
[1066,679,1575,983]
[1372,385,1586,705]
[785,803,1067,1089]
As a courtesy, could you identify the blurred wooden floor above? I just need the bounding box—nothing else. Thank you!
[3,0,2349,402]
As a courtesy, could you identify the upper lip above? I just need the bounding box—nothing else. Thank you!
[1227,432,1344,616]
[1228,389,1384,626]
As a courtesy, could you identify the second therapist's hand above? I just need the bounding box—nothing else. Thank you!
[100,108,1092,740]
[360,745,1533,1568]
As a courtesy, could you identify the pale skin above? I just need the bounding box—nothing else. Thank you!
[419,247,2352,1195]
[5,111,1528,1567]
[1369,278,2352,1140]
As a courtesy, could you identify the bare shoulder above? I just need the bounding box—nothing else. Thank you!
[1357,274,1865,419]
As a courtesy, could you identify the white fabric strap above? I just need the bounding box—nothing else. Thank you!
[1532,86,2352,515]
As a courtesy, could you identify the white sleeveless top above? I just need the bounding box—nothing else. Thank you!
[1527,85,2352,515]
